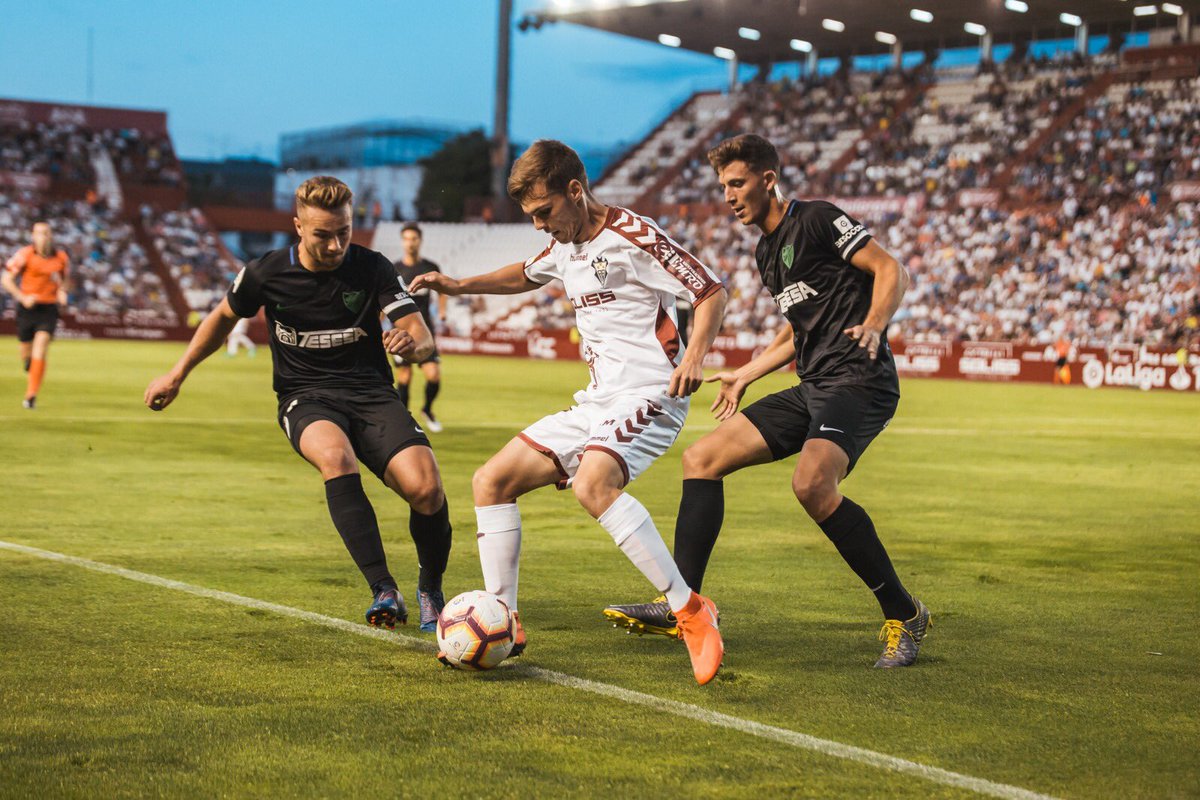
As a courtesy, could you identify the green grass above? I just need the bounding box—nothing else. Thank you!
[0,337,1197,798]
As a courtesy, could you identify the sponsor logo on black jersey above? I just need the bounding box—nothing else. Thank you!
[591,256,609,285]
[275,321,367,349]
[774,280,819,313]
[342,290,366,313]
[834,223,865,250]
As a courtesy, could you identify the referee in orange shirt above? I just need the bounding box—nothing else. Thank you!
[2,221,70,409]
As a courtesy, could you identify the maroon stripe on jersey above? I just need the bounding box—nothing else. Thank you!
[517,432,570,489]
[583,444,630,487]
[522,243,555,284]
[607,208,721,304]
[655,304,681,366]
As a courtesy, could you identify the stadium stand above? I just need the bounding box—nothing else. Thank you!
[146,206,242,315]
[373,221,551,336]
[594,92,740,208]
[0,191,177,323]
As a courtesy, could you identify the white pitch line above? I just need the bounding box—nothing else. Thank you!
[0,539,1058,800]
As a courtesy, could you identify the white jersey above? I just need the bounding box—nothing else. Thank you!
[523,207,723,402]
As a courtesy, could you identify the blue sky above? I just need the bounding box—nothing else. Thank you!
[1,0,734,161]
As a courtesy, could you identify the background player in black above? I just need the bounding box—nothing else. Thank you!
[144,177,453,633]
[392,222,447,432]
[606,134,930,668]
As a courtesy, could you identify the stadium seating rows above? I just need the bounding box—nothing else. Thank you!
[1,49,1196,350]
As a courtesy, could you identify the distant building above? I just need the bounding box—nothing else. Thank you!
[276,120,461,221]
[182,157,276,208]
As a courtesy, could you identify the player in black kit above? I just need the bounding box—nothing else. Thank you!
[605,135,930,668]
[144,177,452,632]
[392,222,447,432]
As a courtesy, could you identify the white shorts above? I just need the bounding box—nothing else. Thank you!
[519,391,689,488]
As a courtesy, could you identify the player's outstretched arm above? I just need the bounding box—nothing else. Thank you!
[705,324,796,420]
[408,262,540,296]
[668,286,728,398]
[844,239,909,360]
[382,310,435,363]
[145,298,241,411]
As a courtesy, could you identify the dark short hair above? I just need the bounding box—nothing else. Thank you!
[400,222,422,237]
[508,139,589,202]
[707,134,781,175]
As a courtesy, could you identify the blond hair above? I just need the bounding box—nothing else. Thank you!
[295,176,354,212]
[507,139,588,202]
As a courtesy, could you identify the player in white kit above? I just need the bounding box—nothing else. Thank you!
[408,140,728,684]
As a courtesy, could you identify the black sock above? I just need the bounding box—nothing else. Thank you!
[23,358,30,372]
[422,380,440,414]
[397,382,410,408]
[672,479,725,593]
[324,474,394,593]
[409,498,452,593]
[817,497,916,620]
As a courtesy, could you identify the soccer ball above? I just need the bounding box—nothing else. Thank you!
[436,590,515,670]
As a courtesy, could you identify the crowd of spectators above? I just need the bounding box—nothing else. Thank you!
[1011,75,1200,206]
[0,121,181,185]
[823,53,1114,203]
[487,197,1198,352]
[660,69,923,206]
[146,206,242,313]
[0,191,176,321]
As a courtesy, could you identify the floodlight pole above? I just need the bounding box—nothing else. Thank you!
[1075,23,1088,55]
[493,0,513,205]
[981,32,993,63]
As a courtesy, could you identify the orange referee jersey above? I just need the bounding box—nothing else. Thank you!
[6,246,69,304]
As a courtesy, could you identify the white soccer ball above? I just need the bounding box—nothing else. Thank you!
[436,590,515,670]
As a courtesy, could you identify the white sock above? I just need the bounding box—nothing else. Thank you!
[475,503,521,612]
[598,493,693,613]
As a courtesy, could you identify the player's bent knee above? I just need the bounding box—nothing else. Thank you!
[571,478,618,519]
[472,464,511,505]
[792,472,838,518]
[313,450,357,479]
[682,440,732,480]
[407,481,445,515]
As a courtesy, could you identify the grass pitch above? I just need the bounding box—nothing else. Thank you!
[0,337,1197,799]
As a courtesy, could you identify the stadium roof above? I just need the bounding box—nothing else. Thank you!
[527,0,1199,64]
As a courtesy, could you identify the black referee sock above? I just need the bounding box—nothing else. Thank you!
[410,499,452,593]
[422,380,440,414]
[324,474,394,593]
[22,358,30,373]
[818,496,916,620]
[397,382,410,408]
[672,479,725,593]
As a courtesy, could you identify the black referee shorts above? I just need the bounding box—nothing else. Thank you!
[277,385,431,480]
[16,304,59,342]
[741,380,899,475]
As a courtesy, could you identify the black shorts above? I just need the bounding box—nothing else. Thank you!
[741,381,899,474]
[277,385,431,480]
[16,304,58,342]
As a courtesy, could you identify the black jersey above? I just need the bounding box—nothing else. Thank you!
[394,257,441,322]
[227,243,417,397]
[755,200,899,388]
